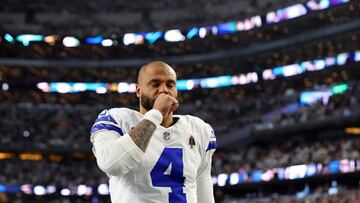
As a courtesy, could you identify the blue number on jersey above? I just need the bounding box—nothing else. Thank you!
[150,148,186,203]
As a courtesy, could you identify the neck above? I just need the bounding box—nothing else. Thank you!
[161,113,173,128]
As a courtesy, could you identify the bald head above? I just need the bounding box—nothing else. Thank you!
[137,61,176,84]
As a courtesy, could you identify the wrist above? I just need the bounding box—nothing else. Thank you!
[143,109,163,126]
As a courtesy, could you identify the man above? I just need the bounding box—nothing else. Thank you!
[90,61,217,203]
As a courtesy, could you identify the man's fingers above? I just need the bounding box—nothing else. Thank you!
[170,102,179,112]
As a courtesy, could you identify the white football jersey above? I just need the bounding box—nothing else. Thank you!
[90,108,217,203]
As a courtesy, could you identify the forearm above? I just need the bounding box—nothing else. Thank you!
[197,173,215,203]
[129,119,156,152]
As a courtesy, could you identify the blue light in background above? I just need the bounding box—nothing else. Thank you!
[86,36,104,45]
[186,28,199,39]
[144,32,163,44]
[4,33,15,43]
[16,34,44,46]
[216,22,238,35]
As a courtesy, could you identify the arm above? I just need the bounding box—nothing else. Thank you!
[197,157,215,203]
[197,124,217,203]
[91,94,178,176]
[92,117,156,176]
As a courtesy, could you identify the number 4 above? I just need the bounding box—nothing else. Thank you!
[150,148,187,203]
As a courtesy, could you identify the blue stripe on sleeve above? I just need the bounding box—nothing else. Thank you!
[91,123,124,136]
[206,141,217,151]
[95,115,118,124]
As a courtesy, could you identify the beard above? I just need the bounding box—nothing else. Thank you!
[140,94,156,111]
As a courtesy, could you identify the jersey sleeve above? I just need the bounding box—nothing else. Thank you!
[197,123,216,203]
[90,108,144,176]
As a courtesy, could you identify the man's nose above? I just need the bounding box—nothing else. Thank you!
[159,83,169,94]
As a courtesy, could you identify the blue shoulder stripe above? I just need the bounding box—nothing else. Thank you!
[95,115,118,124]
[206,141,217,151]
[91,123,124,136]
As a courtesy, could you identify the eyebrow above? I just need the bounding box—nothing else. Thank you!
[148,79,176,84]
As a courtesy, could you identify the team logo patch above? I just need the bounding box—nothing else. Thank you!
[163,132,170,141]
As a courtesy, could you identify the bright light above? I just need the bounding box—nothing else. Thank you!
[34,185,46,195]
[164,30,185,42]
[21,184,33,195]
[97,184,109,195]
[4,33,14,43]
[117,82,130,93]
[36,82,50,92]
[77,185,87,196]
[44,35,57,45]
[60,188,71,196]
[46,185,56,194]
[2,83,9,91]
[186,80,195,90]
[96,87,107,94]
[101,39,113,47]
[123,33,144,46]
[145,32,162,44]
[73,83,87,92]
[86,36,103,45]
[217,173,228,187]
[16,34,44,46]
[128,83,136,93]
[56,83,72,93]
[63,36,80,47]
[229,173,239,185]
[186,28,199,39]
[23,130,30,137]
[211,177,218,185]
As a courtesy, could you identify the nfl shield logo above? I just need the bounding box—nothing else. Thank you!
[163,132,170,141]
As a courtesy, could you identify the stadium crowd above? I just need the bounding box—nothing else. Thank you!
[0,134,359,188]
[212,136,360,176]
[0,77,358,149]
[219,185,360,203]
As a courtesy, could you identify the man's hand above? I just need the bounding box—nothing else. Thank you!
[153,93,179,118]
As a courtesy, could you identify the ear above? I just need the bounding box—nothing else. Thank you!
[136,84,141,98]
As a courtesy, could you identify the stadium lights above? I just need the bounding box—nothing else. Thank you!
[229,173,240,185]
[216,22,237,35]
[34,49,359,94]
[332,84,349,94]
[199,27,207,38]
[34,185,46,196]
[4,33,15,43]
[164,30,185,42]
[21,184,33,195]
[44,35,58,46]
[63,36,80,47]
[86,36,103,45]
[144,32,163,44]
[123,33,144,46]
[217,173,228,187]
[0,0,350,47]
[345,127,360,135]
[60,188,71,196]
[16,34,44,46]
[1,158,359,195]
[0,184,6,192]
[2,83,9,91]
[97,184,109,195]
[186,28,199,39]
[46,185,56,194]
[0,1,350,47]
[355,51,360,62]
[101,39,114,47]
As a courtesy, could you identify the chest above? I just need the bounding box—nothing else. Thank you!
[142,128,202,183]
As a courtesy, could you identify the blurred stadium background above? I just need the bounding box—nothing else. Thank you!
[1,0,360,202]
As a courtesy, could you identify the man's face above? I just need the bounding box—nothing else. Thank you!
[136,64,178,111]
